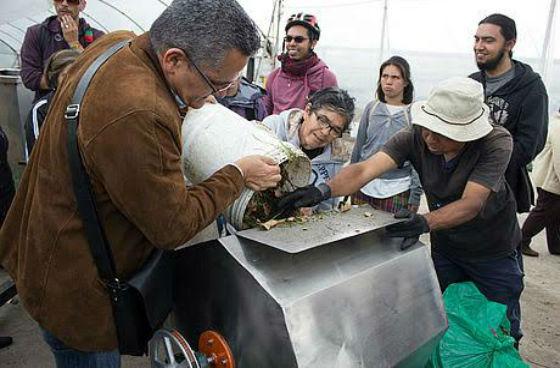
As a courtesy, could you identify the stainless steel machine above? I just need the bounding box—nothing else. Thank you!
[153,207,447,368]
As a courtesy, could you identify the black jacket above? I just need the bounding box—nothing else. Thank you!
[0,127,15,226]
[470,61,549,212]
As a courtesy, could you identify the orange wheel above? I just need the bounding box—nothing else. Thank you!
[148,329,200,368]
[198,330,235,368]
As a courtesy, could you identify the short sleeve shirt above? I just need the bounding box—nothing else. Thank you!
[381,126,521,259]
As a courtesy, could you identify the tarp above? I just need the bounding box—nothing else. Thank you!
[428,282,529,368]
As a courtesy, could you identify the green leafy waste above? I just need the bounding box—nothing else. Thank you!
[242,162,297,229]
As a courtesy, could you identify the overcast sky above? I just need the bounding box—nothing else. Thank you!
[241,0,559,59]
[2,0,557,60]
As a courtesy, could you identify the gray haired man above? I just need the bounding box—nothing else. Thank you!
[0,1,280,367]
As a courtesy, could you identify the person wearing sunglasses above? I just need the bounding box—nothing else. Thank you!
[0,1,281,367]
[20,0,104,101]
[263,87,355,211]
[263,13,338,116]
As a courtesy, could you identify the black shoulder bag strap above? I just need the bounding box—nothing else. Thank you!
[65,40,175,356]
[65,40,129,283]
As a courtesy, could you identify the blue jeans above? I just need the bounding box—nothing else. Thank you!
[431,250,524,342]
[41,328,121,368]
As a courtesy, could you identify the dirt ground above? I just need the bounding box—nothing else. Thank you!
[516,212,560,368]
[1,211,559,367]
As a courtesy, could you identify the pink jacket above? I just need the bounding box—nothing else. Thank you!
[264,58,337,115]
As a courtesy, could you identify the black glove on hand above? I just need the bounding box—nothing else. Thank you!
[277,183,331,211]
[385,208,430,238]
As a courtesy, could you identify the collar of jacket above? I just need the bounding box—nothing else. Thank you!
[43,15,89,36]
[132,32,188,115]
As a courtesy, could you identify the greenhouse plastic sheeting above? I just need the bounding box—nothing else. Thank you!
[427,282,528,368]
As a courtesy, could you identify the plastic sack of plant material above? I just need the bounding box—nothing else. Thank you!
[427,282,528,368]
[181,103,311,230]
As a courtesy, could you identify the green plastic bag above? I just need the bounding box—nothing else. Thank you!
[427,282,528,368]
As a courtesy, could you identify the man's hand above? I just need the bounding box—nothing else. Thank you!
[385,208,430,238]
[204,95,217,104]
[60,15,81,49]
[39,73,50,90]
[234,155,281,191]
[276,183,331,211]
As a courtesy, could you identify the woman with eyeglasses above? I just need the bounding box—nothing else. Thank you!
[350,56,422,213]
[263,87,355,211]
[20,0,104,101]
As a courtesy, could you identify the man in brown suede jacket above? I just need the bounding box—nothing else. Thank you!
[0,1,280,366]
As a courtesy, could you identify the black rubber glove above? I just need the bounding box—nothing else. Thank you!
[385,208,430,238]
[276,183,331,211]
[399,236,419,251]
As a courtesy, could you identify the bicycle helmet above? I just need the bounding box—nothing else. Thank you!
[285,13,320,40]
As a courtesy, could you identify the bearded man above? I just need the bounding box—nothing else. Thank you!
[469,13,549,223]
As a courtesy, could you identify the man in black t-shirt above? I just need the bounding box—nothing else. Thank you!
[279,77,524,343]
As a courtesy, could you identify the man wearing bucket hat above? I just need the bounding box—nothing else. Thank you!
[279,77,524,343]
[263,13,338,115]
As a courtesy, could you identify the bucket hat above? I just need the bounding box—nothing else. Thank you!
[411,77,492,142]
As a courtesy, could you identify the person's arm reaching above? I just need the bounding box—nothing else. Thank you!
[84,111,280,250]
[277,151,398,209]
[385,181,491,239]
[424,181,490,230]
[278,128,414,209]
[329,151,398,197]
[387,127,513,239]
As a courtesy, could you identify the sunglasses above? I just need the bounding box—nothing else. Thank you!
[178,48,234,96]
[54,0,80,4]
[284,36,309,44]
[314,112,344,137]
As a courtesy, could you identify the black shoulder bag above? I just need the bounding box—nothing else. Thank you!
[65,40,174,356]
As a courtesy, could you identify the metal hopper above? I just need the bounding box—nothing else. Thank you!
[171,207,447,368]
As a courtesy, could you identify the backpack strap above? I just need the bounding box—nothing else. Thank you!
[403,104,412,126]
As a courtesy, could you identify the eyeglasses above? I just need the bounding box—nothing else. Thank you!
[54,0,80,5]
[178,48,234,96]
[284,36,309,44]
[314,112,344,137]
